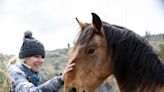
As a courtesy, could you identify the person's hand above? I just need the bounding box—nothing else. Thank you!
[61,59,75,80]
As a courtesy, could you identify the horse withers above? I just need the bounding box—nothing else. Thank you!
[64,13,164,92]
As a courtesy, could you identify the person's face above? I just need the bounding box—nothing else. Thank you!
[25,55,44,72]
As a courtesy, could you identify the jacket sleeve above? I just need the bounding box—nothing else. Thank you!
[9,65,64,92]
[38,76,64,92]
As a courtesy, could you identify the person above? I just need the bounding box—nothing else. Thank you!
[8,31,75,92]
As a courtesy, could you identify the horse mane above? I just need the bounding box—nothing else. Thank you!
[104,23,164,91]
[76,23,94,45]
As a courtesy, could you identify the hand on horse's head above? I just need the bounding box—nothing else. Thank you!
[61,60,75,81]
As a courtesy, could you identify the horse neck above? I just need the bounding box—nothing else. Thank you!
[112,40,164,91]
[114,59,164,92]
[104,24,164,91]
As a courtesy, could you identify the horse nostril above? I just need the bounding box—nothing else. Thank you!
[69,87,77,92]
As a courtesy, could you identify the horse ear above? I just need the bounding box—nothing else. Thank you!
[75,18,85,29]
[91,13,102,33]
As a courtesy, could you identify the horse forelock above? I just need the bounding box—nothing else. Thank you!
[104,23,164,91]
[76,24,95,45]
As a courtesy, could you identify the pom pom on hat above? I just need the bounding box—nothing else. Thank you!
[19,30,45,59]
[24,30,33,39]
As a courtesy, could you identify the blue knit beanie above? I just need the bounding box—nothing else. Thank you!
[19,31,45,59]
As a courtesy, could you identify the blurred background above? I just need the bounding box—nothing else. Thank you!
[0,0,164,92]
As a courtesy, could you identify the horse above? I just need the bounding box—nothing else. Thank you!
[64,13,164,92]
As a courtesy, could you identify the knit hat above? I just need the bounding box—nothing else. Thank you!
[19,31,45,59]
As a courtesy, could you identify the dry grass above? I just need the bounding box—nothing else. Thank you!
[0,61,10,92]
[0,53,13,92]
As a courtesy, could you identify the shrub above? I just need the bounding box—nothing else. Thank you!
[0,55,10,92]
[159,44,164,60]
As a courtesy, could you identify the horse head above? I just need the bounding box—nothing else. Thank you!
[64,13,113,92]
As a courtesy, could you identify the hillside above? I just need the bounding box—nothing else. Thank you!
[40,48,69,82]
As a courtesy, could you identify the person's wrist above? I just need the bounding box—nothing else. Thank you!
[58,76,64,85]
[61,74,64,81]
[60,73,64,81]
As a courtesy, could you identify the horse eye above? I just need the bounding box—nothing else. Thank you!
[87,47,96,55]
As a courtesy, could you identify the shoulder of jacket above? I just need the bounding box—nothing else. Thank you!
[8,62,26,76]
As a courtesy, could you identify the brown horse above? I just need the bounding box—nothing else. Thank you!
[64,13,164,92]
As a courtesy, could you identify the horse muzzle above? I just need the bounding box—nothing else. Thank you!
[69,87,77,92]
[66,87,87,92]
